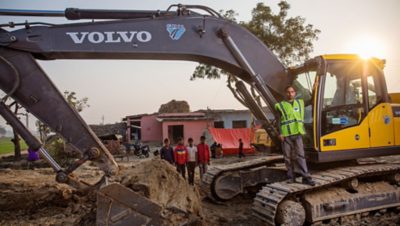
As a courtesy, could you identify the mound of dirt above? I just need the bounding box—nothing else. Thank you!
[158,99,190,113]
[114,158,203,225]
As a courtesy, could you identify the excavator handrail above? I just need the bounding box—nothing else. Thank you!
[0,4,222,20]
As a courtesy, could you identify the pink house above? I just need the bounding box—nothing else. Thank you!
[157,112,212,144]
[124,112,212,145]
[141,115,162,143]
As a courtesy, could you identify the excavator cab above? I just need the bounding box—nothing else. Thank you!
[290,54,400,163]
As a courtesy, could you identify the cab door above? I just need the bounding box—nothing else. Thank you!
[366,73,395,147]
[319,61,369,151]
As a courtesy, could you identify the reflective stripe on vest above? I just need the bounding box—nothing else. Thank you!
[281,119,304,125]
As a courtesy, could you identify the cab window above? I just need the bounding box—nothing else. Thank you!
[292,70,317,148]
[367,72,383,109]
[292,71,316,106]
[321,62,365,135]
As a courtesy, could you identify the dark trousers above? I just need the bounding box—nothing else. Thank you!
[176,164,186,179]
[281,135,311,180]
[199,163,208,179]
[238,150,245,158]
[187,162,196,185]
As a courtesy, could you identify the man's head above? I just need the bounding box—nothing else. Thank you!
[163,138,170,146]
[188,137,193,146]
[200,136,206,144]
[177,137,184,145]
[239,138,242,142]
[285,85,296,101]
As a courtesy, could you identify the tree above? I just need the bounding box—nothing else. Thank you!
[191,1,320,80]
[36,90,90,166]
[0,126,6,137]
[63,91,90,113]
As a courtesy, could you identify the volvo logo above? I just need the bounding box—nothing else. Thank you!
[166,24,186,40]
[66,31,152,44]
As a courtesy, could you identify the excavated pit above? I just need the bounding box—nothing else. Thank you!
[0,154,400,226]
[0,168,93,225]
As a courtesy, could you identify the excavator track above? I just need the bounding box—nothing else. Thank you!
[201,155,284,201]
[252,163,400,225]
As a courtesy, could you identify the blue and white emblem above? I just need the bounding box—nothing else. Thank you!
[384,115,391,125]
[166,24,186,40]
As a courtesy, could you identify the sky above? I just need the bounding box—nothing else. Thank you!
[0,0,399,131]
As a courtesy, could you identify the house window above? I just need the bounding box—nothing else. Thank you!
[232,120,247,128]
[214,121,224,128]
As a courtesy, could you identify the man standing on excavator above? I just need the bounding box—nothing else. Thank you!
[275,85,315,186]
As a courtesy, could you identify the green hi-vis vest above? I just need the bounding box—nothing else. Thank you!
[275,99,305,137]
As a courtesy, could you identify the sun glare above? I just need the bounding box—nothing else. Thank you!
[347,35,386,59]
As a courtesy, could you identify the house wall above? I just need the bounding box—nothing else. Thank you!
[141,115,162,143]
[213,111,252,128]
[162,120,212,145]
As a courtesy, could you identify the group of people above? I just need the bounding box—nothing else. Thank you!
[160,85,315,187]
[160,136,210,185]
[210,142,223,158]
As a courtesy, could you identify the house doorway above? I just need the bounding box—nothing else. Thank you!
[168,125,184,144]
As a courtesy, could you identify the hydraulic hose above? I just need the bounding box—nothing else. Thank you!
[0,55,20,102]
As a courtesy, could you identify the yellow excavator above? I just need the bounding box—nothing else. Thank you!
[202,54,400,225]
[0,4,399,226]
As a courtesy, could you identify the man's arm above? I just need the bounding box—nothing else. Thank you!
[304,98,312,107]
[160,147,165,159]
[170,147,175,163]
[173,147,177,165]
[206,145,210,164]
[195,147,198,165]
[276,109,285,142]
[185,147,188,164]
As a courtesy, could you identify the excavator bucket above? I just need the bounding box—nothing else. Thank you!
[97,183,163,226]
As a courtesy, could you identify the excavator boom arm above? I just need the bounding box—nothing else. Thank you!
[0,5,288,187]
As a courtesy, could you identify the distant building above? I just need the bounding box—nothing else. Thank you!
[198,109,252,129]
[122,108,273,145]
[90,123,127,154]
[157,112,212,144]
[123,112,212,144]
[90,123,127,139]
[123,113,152,143]
[198,108,274,129]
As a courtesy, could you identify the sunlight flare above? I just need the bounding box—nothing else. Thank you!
[347,35,386,59]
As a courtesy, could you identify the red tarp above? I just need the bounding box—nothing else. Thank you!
[208,128,254,155]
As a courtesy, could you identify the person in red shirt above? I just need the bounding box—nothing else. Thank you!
[197,136,210,179]
[174,137,188,179]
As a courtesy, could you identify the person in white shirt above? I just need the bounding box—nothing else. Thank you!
[186,137,198,185]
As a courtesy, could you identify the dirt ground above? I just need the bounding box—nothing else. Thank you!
[0,153,399,226]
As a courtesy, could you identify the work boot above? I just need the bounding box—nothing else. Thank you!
[302,177,316,186]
